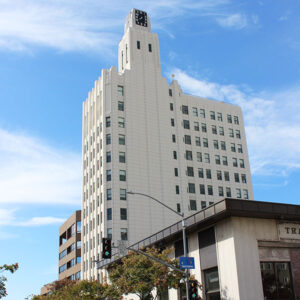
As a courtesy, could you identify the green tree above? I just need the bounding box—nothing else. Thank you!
[108,247,184,300]
[0,263,19,299]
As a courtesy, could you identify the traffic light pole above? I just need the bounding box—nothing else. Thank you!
[127,191,190,300]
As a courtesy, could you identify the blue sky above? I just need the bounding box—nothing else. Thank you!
[0,0,299,298]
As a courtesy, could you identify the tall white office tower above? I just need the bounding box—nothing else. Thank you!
[81,9,253,280]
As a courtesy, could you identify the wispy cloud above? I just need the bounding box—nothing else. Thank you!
[170,68,300,176]
[0,208,65,227]
[216,13,248,29]
[0,0,251,53]
[0,128,81,205]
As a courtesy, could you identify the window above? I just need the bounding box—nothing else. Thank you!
[107,189,112,200]
[192,107,198,116]
[200,109,205,118]
[148,43,152,52]
[106,134,111,145]
[201,123,207,132]
[106,116,111,127]
[137,41,140,49]
[217,170,222,180]
[220,141,226,150]
[204,153,210,163]
[234,116,239,124]
[171,118,175,126]
[236,130,241,138]
[184,135,191,144]
[227,114,232,123]
[231,143,236,152]
[118,101,124,111]
[236,188,241,198]
[213,140,219,149]
[107,208,112,220]
[210,111,215,120]
[119,152,126,163]
[237,144,243,153]
[170,103,174,110]
[215,155,221,165]
[204,268,220,299]
[106,151,111,163]
[188,183,195,193]
[212,125,217,134]
[118,85,124,96]
[177,203,181,213]
[172,134,176,143]
[106,170,111,181]
[217,112,222,121]
[241,174,247,183]
[173,151,177,159]
[183,120,190,129]
[234,173,240,183]
[186,150,193,160]
[182,105,189,114]
[187,167,194,177]
[219,126,224,136]
[190,200,197,210]
[194,122,200,131]
[206,169,212,179]
[226,187,231,197]
[218,186,224,197]
[175,185,180,194]
[198,168,204,178]
[118,117,125,128]
[197,152,202,162]
[200,184,205,195]
[207,185,213,195]
[169,89,172,97]
[229,128,234,137]
[243,189,249,199]
[119,134,125,145]
[224,171,230,181]
[77,221,81,233]
[120,208,127,220]
[233,158,238,167]
[260,262,295,300]
[195,137,201,146]
[121,228,128,240]
[240,159,245,168]
[203,138,208,148]
[120,170,126,181]
[107,228,112,240]
[120,189,126,200]
[201,201,206,209]
[174,168,178,176]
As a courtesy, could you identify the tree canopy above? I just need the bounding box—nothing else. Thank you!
[0,263,19,299]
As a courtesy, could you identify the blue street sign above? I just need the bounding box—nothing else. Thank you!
[179,257,195,269]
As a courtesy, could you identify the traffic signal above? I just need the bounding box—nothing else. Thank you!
[189,280,199,299]
[102,238,112,259]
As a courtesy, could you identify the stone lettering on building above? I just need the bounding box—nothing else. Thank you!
[278,223,300,240]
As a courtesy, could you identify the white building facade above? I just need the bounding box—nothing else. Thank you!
[81,9,253,280]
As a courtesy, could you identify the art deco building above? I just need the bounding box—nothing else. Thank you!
[81,8,253,280]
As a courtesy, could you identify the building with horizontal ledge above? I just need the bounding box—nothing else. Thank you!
[98,198,300,300]
[81,8,253,280]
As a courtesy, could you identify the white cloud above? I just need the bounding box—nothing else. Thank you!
[171,68,300,176]
[0,128,81,205]
[216,13,248,29]
[0,0,249,53]
[0,208,65,227]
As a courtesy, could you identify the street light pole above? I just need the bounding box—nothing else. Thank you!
[127,191,190,300]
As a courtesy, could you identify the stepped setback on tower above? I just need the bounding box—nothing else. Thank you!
[81,8,253,280]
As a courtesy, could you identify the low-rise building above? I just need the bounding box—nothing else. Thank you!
[58,210,81,280]
[98,198,300,300]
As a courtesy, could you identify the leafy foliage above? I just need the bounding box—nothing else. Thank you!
[0,263,19,299]
[108,247,185,300]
